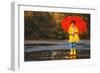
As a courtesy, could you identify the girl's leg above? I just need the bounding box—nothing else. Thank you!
[73,42,76,48]
[69,43,73,55]
[69,42,73,49]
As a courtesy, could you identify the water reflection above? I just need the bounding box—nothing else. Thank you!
[24,49,90,61]
[24,40,90,61]
[70,55,76,59]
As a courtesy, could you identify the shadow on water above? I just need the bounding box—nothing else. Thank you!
[25,43,59,46]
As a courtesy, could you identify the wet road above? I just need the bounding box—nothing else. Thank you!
[24,40,90,61]
[24,40,90,52]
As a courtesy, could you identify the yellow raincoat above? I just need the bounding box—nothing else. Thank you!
[68,25,80,42]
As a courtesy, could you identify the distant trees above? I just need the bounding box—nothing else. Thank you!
[24,11,90,40]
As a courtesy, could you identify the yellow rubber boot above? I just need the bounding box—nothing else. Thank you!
[73,49,76,55]
[70,49,73,56]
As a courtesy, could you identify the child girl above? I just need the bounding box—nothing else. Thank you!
[68,21,80,55]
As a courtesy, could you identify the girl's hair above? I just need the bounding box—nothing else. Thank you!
[71,20,76,24]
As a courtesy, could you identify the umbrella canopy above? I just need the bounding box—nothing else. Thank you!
[61,16,87,33]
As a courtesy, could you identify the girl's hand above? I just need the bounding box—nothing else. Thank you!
[72,32,74,34]
[71,32,74,36]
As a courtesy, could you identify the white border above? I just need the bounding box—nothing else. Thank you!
[11,2,96,71]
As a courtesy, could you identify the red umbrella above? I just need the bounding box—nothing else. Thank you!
[61,16,87,33]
